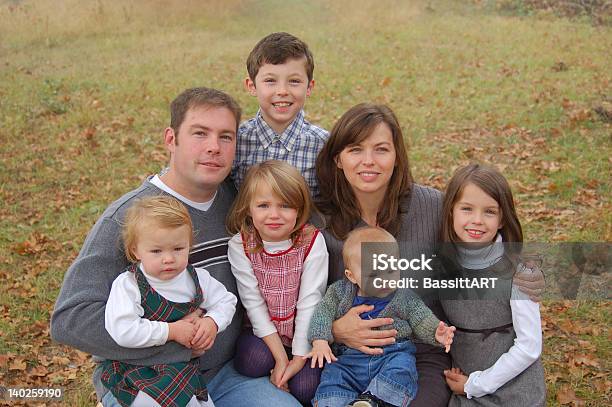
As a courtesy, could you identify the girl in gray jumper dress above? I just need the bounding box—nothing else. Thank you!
[439,163,545,406]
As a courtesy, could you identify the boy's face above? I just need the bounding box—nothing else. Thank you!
[246,57,314,134]
[345,244,399,298]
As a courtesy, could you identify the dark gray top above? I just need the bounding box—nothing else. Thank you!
[322,184,446,322]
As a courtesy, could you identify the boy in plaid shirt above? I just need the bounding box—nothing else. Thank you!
[232,32,328,197]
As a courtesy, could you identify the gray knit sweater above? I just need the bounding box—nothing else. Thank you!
[50,177,240,397]
[322,184,446,320]
[308,279,441,350]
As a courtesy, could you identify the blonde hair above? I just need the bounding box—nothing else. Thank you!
[227,160,312,252]
[122,195,193,262]
[343,226,398,269]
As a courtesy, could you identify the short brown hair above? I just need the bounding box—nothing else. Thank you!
[316,103,413,240]
[170,87,242,141]
[441,163,523,243]
[227,160,312,252]
[246,32,315,83]
[122,195,194,262]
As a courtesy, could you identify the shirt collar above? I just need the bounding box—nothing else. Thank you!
[255,110,305,152]
[457,233,504,269]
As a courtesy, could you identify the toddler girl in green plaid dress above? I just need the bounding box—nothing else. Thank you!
[101,196,237,407]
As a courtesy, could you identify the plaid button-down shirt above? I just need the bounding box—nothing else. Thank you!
[232,109,329,197]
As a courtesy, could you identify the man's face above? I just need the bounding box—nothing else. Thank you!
[164,105,236,202]
[246,57,314,134]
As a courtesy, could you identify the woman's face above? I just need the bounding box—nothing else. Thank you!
[336,122,396,200]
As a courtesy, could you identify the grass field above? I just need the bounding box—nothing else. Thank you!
[0,0,610,405]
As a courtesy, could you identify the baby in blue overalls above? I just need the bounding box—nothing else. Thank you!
[308,226,455,407]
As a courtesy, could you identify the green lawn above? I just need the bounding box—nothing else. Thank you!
[0,0,610,405]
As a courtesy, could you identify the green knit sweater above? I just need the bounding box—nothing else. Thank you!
[308,279,441,350]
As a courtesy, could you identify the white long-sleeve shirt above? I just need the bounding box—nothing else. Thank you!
[105,265,237,348]
[459,237,543,398]
[228,232,328,356]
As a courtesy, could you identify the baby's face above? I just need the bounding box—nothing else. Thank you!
[349,254,399,298]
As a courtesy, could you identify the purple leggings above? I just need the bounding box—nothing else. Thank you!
[234,331,322,405]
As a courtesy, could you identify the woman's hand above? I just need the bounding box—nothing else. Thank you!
[307,340,337,368]
[331,304,397,355]
[513,266,545,302]
[444,367,467,395]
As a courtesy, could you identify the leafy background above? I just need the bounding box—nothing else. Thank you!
[0,0,610,405]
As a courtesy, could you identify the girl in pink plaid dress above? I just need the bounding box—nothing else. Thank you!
[227,160,329,405]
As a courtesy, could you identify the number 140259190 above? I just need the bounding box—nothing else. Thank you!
[0,386,63,400]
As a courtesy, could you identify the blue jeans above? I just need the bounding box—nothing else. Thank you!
[314,341,418,407]
[101,359,302,407]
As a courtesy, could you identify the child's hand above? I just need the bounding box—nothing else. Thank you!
[180,308,203,323]
[435,321,456,353]
[306,339,337,368]
[279,356,308,388]
[168,320,195,348]
[191,316,218,351]
[444,367,468,395]
[270,357,289,391]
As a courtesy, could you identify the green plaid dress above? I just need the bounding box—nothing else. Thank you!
[101,264,208,407]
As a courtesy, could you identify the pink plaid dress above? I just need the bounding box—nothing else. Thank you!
[242,224,319,347]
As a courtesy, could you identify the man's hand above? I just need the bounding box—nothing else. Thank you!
[513,267,545,302]
[191,316,218,351]
[444,367,467,395]
[307,340,337,368]
[331,304,397,355]
[168,320,195,348]
[435,321,456,353]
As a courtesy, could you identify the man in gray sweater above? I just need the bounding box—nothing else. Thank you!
[51,87,303,407]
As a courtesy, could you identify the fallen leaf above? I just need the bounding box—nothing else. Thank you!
[572,354,600,368]
[9,357,27,371]
[51,356,70,366]
[29,365,48,377]
[556,385,584,405]
[592,379,611,393]
[546,371,564,384]
[576,340,596,352]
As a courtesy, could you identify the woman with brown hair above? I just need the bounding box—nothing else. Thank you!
[315,103,544,406]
